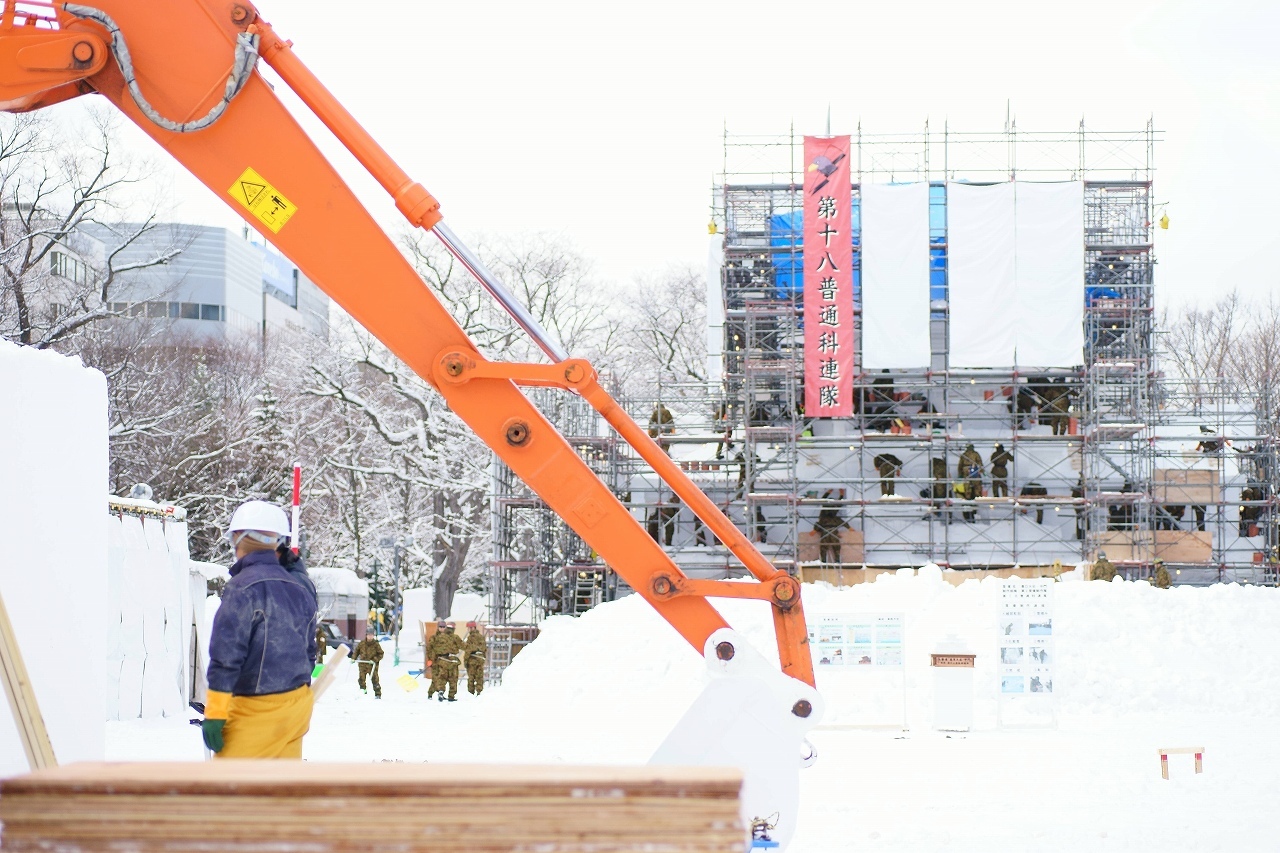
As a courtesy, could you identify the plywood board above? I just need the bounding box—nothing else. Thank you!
[0,762,745,852]
[1154,469,1220,504]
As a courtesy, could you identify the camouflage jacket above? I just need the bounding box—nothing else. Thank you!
[464,630,487,666]
[958,449,983,479]
[426,630,464,662]
[353,638,383,665]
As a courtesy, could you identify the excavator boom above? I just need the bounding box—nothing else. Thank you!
[0,2,820,845]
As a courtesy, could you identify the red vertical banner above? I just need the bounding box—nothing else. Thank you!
[804,135,854,417]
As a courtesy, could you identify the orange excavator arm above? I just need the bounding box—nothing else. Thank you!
[0,1,813,689]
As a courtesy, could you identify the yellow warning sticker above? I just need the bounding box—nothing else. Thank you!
[228,167,297,234]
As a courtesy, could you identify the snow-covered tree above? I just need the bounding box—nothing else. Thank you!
[0,111,186,348]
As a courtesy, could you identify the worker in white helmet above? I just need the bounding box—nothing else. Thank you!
[202,500,318,758]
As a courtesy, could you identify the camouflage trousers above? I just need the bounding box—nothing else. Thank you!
[357,662,380,697]
[465,664,484,695]
[429,659,460,699]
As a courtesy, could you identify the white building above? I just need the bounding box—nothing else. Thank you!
[82,223,330,341]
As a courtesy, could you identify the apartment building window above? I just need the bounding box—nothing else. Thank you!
[49,251,90,285]
[107,301,225,322]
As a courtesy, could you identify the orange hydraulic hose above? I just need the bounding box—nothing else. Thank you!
[249,19,442,230]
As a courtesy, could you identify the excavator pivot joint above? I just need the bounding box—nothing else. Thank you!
[502,418,531,447]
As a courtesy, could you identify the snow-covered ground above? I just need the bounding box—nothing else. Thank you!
[106,572,1280,851]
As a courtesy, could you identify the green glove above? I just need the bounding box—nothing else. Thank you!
[202,718,226,753]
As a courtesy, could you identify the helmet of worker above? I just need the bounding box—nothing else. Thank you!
[225,500,290,548]
[1098,551,1108,560]
[436,620,447,629]
[445,621,455,632]
[466,621,477,629]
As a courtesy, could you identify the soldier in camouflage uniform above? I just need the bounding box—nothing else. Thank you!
[426,620,464,702]
[989,443,1013,498]
[315,624,328,664]
[1092,552,1117,582]
[352,631,383,698]
[957,444,984,522]
[1151,558,1172,589]
[463,621,487,695]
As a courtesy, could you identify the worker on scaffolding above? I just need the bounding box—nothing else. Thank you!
[203,501,317,759]
[713,400,734,460]
[813,491,849,566]
[648,403,676,455]
[957,444,984,522]
[1045,381,1073,435]
[990,443,1013,498]
[646,487,679,547]
[873,453,903,497]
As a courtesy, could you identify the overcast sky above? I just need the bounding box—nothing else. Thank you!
[49,0,1279,310]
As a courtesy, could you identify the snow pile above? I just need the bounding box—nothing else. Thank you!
[491,571,1280,744]
[0,341,107,776]
[311,566,369,597]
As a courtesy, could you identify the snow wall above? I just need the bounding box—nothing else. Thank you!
[0,341,107,777]
[488,569,1280,761]
[105,500,205,720]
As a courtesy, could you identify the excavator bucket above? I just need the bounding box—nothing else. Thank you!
[651,629,822,850]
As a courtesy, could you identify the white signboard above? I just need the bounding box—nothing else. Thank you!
[809,613,904,668]
[998,581,1054,695]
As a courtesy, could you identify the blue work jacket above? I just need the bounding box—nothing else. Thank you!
[208,550,318,697]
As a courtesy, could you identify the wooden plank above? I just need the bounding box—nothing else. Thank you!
[0,589,56,770]
[309,643,349,700]
[0,762,745,852]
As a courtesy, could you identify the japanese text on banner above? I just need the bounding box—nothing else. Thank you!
[803,136,854,417]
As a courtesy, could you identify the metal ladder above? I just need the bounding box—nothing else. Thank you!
[572,569,602,615]
[485,628,512,686]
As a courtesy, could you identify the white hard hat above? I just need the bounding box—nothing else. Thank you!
[227,500,290,537]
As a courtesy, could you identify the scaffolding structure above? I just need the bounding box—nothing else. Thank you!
[489,121,1279,625]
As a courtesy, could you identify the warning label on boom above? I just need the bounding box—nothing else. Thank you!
[228,167,297,234]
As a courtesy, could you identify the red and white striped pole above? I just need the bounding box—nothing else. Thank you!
[291,462,302,555]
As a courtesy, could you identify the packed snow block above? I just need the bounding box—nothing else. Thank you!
[163,520,194,706]
[150,517,185,714]
[104,518,127,721]
[401,587,434,641]
[138,519,169,718]
[0,341,107,777]
[116,517,148,720]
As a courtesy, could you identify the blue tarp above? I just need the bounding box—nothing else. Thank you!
[769,197,864,299]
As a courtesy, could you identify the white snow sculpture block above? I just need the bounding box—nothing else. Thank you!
[0,341,107,776]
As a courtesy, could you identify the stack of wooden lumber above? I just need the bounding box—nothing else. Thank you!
[0,762,745,852]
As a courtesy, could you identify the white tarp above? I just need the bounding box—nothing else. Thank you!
[861,182,932,369]
[706,233,725,384]
[948,182,1017,367]
[1015,182,1085,367]
[0,341,107,776]
[947,182,1084,368]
